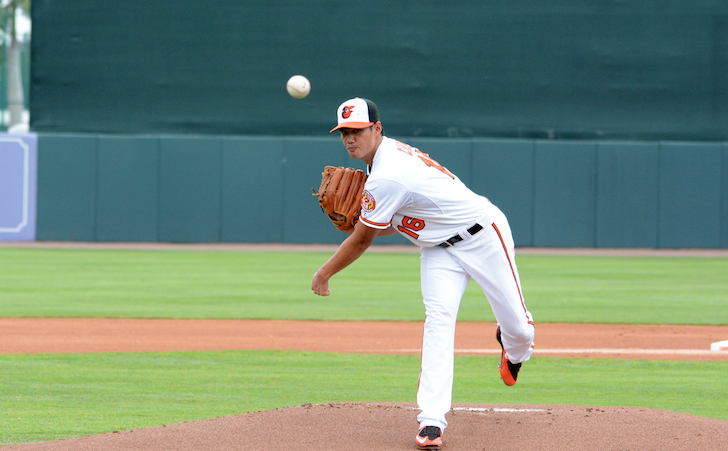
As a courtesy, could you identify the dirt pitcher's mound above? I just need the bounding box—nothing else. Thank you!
[5,402,727,451]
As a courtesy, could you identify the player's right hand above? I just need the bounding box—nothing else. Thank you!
[311,271,330,296]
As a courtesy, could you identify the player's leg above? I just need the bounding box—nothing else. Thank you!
[416,245,470,432]
[449,210,535,365]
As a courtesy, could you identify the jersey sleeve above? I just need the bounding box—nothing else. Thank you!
[359,178,410,230]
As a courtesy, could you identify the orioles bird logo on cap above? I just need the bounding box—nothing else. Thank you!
[341,105,355,119]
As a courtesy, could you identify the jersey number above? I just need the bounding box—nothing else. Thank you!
[398,216,425,239]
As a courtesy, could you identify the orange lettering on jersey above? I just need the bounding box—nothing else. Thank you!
[395,141,455,179]
[398,216,426,239]
[414,149,455,179]
[395,141,414,156]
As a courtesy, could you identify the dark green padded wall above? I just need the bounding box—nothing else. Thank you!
[159,137,223,243]
[470,140,535,247]
[658,143,723,249]
[29,2,728,248]
[36,135,97,241]
[595,142,660,248]
[221,137,285,243]
[97,137,159,242]
[533,142,596,247]
[34,135,728,249]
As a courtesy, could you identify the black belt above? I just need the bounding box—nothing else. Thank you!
[438,223,484,248]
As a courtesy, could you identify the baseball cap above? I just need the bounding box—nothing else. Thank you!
[330,98,380,133]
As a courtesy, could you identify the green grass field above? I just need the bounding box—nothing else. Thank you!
[1,247,727,445]
[2,248,727,324]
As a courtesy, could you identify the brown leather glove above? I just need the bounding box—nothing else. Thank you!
[313,166,368,232]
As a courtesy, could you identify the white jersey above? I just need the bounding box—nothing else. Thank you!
[359,137,491,247]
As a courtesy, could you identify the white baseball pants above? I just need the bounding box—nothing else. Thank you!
[416,206,535,431]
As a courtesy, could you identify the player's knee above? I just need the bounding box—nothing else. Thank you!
[505,322,535,346]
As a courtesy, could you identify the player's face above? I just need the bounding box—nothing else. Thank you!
[339,123,382,163]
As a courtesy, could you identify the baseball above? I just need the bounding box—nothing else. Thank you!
[286,75,310,99]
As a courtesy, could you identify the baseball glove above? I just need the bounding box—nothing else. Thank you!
[313,166,368,232]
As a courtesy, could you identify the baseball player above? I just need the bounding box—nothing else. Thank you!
[311,98,535,450]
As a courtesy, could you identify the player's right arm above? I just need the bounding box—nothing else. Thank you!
[376,226,399,237]
[341,224,397,237]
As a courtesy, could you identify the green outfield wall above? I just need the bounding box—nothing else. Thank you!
[26,3,728,248]
[34,135,728,249]
[30,1,728,142]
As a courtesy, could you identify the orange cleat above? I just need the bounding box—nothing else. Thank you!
[416,425,443,450]
[496,325,521,386]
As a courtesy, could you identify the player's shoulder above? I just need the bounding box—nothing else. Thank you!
[375,137,416,166]
[367,146,407,185]
[380,136,416,153]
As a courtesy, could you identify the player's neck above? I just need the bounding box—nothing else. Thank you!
[361,135,384,166]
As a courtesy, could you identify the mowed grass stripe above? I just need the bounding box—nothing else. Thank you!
[1,248,727,324]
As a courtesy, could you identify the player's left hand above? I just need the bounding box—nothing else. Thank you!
[313,166,368,233]
[311,271,330,296]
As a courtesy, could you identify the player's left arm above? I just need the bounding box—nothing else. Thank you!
[311,221,379,296]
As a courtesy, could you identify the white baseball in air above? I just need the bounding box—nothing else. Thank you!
[286,75,310,99]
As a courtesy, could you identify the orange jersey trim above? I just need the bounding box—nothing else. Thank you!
[360,216,391,229]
